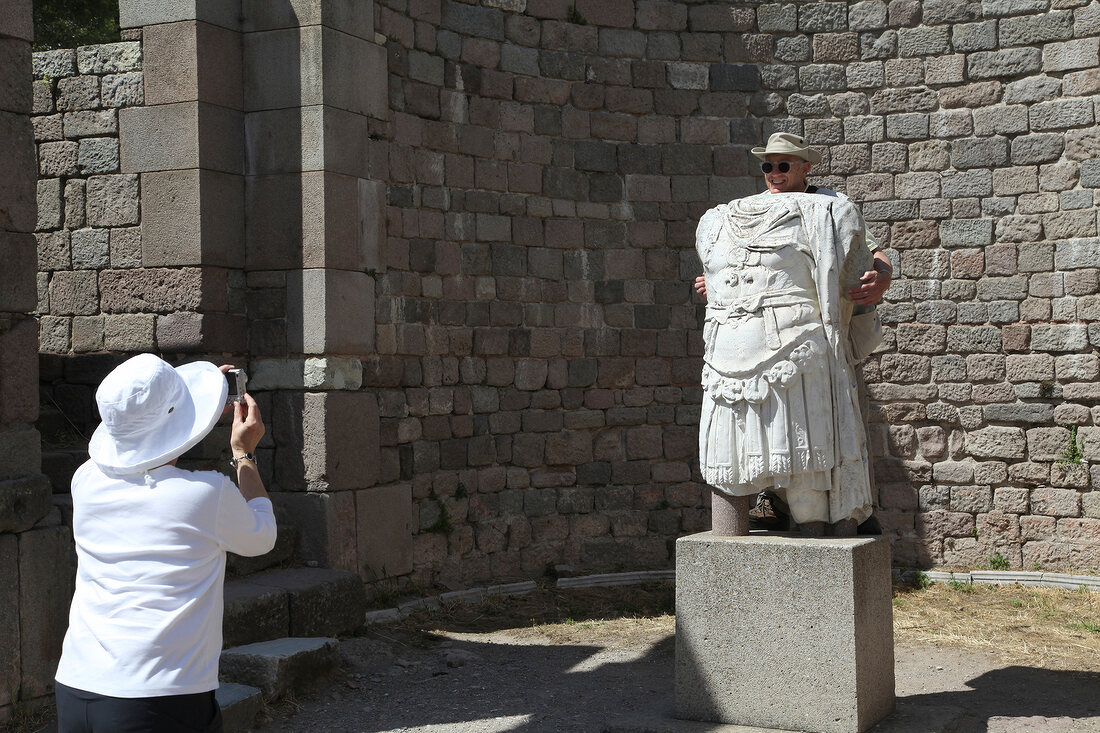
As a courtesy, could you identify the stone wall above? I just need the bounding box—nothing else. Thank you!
[28,0,1100,589]
[368,0,1100,582]
[2,0,75,722]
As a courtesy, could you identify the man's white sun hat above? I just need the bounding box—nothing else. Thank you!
[88,354,228,474]
[751,132,822,165]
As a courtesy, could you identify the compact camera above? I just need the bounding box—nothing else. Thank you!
[226,369,248,405]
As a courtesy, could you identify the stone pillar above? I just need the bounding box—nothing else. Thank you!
[0,0,73,721]
[118,0,247,354]
[237,0,395,579]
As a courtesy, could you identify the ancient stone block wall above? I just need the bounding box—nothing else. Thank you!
[370,0,1100,583]
[27,0,1100,587]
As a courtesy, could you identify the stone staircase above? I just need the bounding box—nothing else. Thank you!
[218,545,369,731]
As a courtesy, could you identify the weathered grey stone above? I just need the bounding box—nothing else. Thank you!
[925,55,965,86]
[37,140,78,177]
[1043,38,1099,72]
[86,174,139,226]
[1003,76,1062,104]
[1030,323,1089,351]
[799,2,848,32]
[981,0,1048,15]
[775,35,811,63]
[141,169,244,268]
[18,526,76,698]
[33,49,76,78]
[288,269,375,355]
[104,313,155,351]
[967,426,1026,459]
[1055,238,1100,269]
[215,683,264,733]
[77,137,120,174]
[967,48,1042,78]
[1011,133,1065,165]
[357,484,413,579]
[120,102,243,175]
[220,637,340,698]
[999,11,1073,46]
[71,315,104,352]
[48,270,98,316]
[952,20,997,52]
[798,64,847,92]
[64,178,85,228]
[32,83,55,116]
[950,136,1007,170]
[55,75,100,111]
[119,0,241,29]
[848,0,887,31]
[940,219,993,248]
[101,72,144,107]
[1029,99,1091,130]
[897,26,949,56]
[77,42,142,74]
[36,178,62,230]
[106,228,140,270]
[973,105,1028,136]
[676,534,894,732]
[70,228,110,269]
[941,170,992,199]
[0,475,51,533]
[757,3,797,32]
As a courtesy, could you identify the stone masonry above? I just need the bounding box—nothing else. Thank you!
[28,0,1100,596]
[2,0,76,723]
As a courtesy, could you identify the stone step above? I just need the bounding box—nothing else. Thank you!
[219,637,340,699]
[223,567,367,648]
[216,682,264,733]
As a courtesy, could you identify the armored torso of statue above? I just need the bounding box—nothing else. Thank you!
[696,192,873,527]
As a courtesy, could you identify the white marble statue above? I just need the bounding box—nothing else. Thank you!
[696,191,875,536]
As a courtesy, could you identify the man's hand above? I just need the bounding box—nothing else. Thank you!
[849,252,892,306]
[694,274,707,300]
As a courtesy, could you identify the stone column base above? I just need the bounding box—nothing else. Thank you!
[675,532,894,733]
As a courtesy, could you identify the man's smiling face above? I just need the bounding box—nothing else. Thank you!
[764,154,813,194]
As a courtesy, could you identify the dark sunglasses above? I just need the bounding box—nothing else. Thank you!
[760,161,795,174]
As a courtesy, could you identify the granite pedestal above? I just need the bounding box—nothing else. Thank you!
[675,532,894,733]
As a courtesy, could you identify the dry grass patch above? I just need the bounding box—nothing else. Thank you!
[893,580,1100,672]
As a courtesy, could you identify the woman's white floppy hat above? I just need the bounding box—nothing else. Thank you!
[88,354,228,474]
[751,132,822,165]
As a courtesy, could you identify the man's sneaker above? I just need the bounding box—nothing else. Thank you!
[748,492,790,531]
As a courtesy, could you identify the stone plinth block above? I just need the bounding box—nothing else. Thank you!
[223,579,290,647]
[675,533,894,733]
[241,0,374,40]
[119,0,242,31]
[356,484,413,580]
[0,0,35,42]
[246,171,369,271]
[18,525,76,699]
[0,232,38,312]
[0,110,36,233]
[287,268,375,354]
[271,490,358,572]
[0,36,32,115]
[120,102,243,174]
[0,474,50,533]
[141,169,244,267]
[0,534,18,708]
[0,316,39,425]
[143,20,242,109]
[245,104,373,178]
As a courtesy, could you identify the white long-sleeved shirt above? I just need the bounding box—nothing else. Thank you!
[55,461,276,697]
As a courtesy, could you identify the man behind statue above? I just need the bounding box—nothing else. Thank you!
[694,133,886,537]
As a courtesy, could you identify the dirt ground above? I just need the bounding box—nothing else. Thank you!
[252,582,1100,733]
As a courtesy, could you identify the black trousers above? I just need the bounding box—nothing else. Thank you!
[55,682,223,733]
